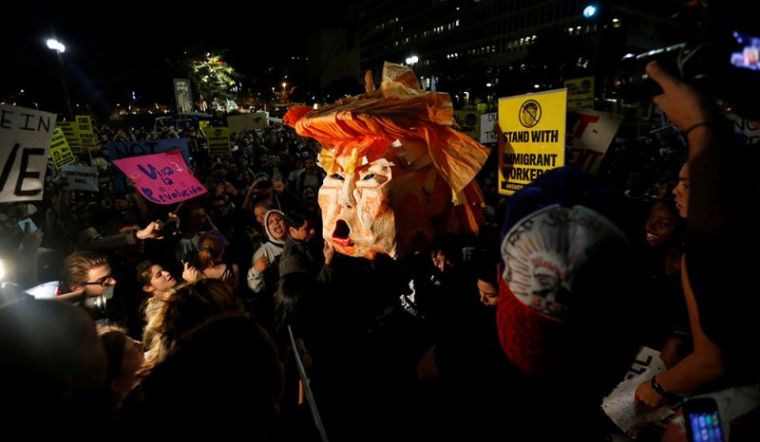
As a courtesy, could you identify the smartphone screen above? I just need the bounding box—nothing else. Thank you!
[730,32,760,71]
[685,399,724,442]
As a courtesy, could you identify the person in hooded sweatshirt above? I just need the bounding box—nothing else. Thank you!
[247,210,288,331]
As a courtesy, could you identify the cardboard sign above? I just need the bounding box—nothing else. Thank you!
[480,112,499,144]
[49,127,76,168]
[498,89,567,195]
[228,112,268,133]
[206,127,231,156]
[113,151,206,205]
[0,105,56,202]
[566,109,622,174]
[60,164,99,192]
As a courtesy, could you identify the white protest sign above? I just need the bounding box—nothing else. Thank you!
[566,109,622,174]
[480,112,499,144]
[602,347,674,438]
[60,164,99,192]
[228,112,268,133]
[0,105,56,202]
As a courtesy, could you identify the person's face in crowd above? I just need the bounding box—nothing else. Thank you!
[80,264,116,297]
[431,249,454,273]
[302,186,316,206]
[673,163,689,218]
[268,154,280,166]
[259,155,270,167]
[645,202,678,247]
[143,264,176,293]
[212,197,232,217]
[477,279,500,306]
[289,220,314,242]
[267,212,287,240]
[305,158,316,171]
[111,336,144,408]
[254,206,269,226]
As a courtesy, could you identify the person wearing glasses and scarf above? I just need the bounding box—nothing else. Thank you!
[60,251,126,326]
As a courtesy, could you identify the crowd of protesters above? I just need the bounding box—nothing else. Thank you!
[0,59,758,442]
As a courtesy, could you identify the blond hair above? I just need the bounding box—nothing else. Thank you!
[63,251,108,289]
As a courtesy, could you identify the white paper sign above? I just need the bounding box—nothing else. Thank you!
[480,112,499,144]
[602,347,674,438]
[566,109,622,174]
[0,105,56,202]
[60,165,99,192]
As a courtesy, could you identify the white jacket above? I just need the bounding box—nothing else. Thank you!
[246,210,286,293]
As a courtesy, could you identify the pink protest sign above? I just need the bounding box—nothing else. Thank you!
[112,150,206,204]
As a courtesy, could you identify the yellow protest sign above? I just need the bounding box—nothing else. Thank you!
[58,121,81,153]
[199,120,211,135]
[206,127,231,156]
[565,76,594,110]
[49,128,76,168]
[498,89,566,196]
[454,110,481,141]
[76,115,97,150]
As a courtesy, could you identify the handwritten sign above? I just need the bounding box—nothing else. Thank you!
[106,138,191,193]
[113,151,206,205]
[0,105,55,202]
[60,165,99,192]
[106,138,190,162]
[480,112,499,144]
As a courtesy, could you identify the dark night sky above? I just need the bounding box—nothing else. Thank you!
[4,2,357,115]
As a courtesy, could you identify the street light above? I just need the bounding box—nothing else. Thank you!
[45,38,73,119]
[583,4,599,19]
[405,55,419,66]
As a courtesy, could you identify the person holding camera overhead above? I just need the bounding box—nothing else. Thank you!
[633,59,760,442]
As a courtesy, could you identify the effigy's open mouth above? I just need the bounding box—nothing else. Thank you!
[332,219,350,239]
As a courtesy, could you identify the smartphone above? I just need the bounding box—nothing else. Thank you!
[17,218,38,233]
[683,398,724,442]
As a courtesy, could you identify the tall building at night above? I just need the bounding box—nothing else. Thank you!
[352,0,688,102]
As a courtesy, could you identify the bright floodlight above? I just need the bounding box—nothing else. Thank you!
[583,4,598,18]
[46,38,66,53]
[405,55,419,65]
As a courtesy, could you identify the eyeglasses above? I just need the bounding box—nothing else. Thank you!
[83,274,115,287]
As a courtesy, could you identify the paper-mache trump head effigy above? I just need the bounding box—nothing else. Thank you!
[284,62,489,259]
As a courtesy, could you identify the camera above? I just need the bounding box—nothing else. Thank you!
[614,6,760,120]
